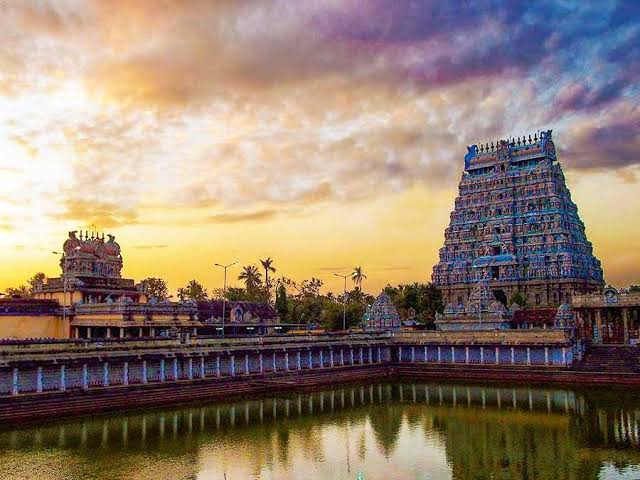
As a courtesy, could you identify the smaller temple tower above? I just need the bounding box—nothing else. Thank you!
[34,231,146,306]
[363,292,401,329]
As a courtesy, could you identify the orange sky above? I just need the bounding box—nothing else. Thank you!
[0,1,638,295]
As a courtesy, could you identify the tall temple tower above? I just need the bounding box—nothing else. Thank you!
[432,130,604,308]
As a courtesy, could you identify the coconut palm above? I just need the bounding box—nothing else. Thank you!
[260,257,276,287]
[351,266,367,291]
[238,265,262,291]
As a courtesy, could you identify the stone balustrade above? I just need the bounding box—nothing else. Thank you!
[0,330,576,398]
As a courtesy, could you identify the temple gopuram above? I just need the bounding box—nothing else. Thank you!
[432,130,604,308]
[35,230,146,306]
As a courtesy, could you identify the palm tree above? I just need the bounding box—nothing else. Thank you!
[260,257,276,287]
[238,265,262,291]
[351,266,367,291]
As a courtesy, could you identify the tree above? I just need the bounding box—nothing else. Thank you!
[260,257,276,288]
[177,279,208,301]
[27,273,46,293]
[275,282,289,320]
[629,285,640,293]
[140,277,170,301]
[351,266,367,291]
[382,282,443,327]
[238,265,262,291]
[509,290,528,308]
[4,285,30,297]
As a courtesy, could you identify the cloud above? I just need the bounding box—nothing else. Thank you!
[562,104,640,171]
[52,200,138,228]
[206,209,277,224]
[0,0,639,236]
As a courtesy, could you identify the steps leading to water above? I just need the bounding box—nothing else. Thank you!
[576,345,640,374]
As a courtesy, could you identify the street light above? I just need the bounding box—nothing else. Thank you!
[334,273,349,331]
[214,261,237,337]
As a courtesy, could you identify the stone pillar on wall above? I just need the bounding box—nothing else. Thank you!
[230,355,235,376]
[330,349,334,367]
[308,350,313,369]
[216,356,220,377]
[187,358,193,380]
[103,362,109,387]
[200,356,206,379]
[259,353,263,373]
[297,351,301,370]
[545,347,549,365]
[37,366,43,393]
[284,351,289,372]
[11,367,19,396]
[160,359,166,381]
[595,309,602,343]
[82,364,88,390]
[123,362,129,385]
[142,360,148,384]
[173,358,178,380]
[623,308,630,344]
[245,354,250,375]
[319,349,324,368]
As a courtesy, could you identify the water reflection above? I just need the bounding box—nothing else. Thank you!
[1,382,640,479]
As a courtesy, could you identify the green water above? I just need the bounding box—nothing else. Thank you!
[1,382,639,480]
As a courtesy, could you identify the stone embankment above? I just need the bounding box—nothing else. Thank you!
[0,330,636,424]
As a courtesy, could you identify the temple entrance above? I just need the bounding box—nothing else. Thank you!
[493,289,507,306]
[601,320,625,344]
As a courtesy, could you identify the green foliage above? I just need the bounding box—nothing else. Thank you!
[351,266,367,290]
[275,282,288,320]
[509,290,528,308]
[4,272,46,297]
[629,285,640,293]
[260,257,276,288]
[383,282,444,327]
[27,272,46,293]
[140,277,170,301]
[4,285,30,297]
[320,301,366,331]
[177,279,208,301]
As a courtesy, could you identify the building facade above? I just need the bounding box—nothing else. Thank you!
[432,130,604,308]
[572,287,640,345]
[1,231,278,339]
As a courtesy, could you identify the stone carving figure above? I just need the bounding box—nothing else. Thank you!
[464,145,478,169]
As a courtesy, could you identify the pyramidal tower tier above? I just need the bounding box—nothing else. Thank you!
[432,130,604,308]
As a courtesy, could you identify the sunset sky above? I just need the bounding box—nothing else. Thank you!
[0,1,638,295]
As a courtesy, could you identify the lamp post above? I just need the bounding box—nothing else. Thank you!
[214,261,237,337]
[334,273,349,331]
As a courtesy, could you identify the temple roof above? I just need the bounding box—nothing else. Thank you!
[365,291,400,326]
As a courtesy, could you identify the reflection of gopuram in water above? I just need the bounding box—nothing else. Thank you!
[1,383,639,479]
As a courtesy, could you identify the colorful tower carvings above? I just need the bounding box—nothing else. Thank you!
[432,130,604,308]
